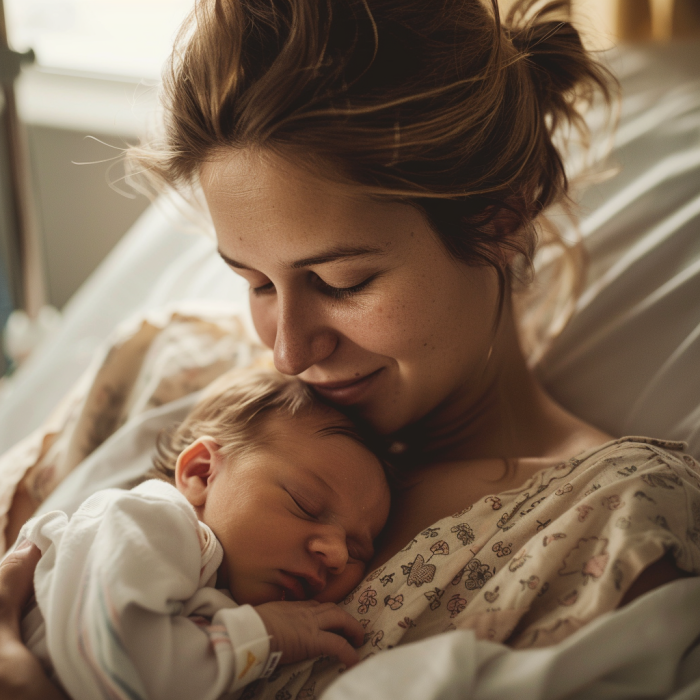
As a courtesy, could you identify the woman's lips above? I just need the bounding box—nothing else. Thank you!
[307,369,383,406]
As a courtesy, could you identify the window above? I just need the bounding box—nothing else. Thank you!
[4,0,193,80]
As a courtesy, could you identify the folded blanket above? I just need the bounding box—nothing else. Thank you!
[0,301,266,554]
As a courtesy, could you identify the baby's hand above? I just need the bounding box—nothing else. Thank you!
[255,601,365,669]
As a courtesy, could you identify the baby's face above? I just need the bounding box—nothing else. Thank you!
[196,412,390,606]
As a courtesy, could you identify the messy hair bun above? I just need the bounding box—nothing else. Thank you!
[130,0,614,355]
[508,1,597,121]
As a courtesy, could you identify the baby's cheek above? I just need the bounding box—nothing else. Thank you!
[313,563,366,604]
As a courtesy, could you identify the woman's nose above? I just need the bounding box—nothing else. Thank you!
[308,531,349,576]
[271,295,338,376]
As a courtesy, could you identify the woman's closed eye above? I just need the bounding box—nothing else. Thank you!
[311,272,377,300]
[249,272,378,299]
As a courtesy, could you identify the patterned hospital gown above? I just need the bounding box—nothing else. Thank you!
[241,436,700,700]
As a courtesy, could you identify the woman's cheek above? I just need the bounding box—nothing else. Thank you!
[350,291,430,355]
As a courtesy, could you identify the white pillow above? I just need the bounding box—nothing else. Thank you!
[538,41,700,458]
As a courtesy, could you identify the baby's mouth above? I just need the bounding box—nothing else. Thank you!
[279,572,311,601]
[279,572,324,600]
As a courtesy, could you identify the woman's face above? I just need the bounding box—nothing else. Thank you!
[200,149,500,435]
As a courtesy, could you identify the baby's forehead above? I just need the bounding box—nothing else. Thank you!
[272,405,368,444]
[267,409,384,468]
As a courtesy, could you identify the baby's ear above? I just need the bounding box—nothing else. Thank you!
[175,436,221,508]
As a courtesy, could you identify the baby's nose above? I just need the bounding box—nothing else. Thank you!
[310,530,349,574]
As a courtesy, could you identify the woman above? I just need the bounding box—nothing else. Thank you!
[1,0,698,697]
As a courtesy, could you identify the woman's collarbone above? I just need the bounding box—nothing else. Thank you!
[373,456,549,568]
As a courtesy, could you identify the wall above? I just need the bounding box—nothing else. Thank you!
[16,68,154,309]
[26,124,149,308]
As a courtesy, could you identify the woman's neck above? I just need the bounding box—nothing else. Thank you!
[393,307,610,465]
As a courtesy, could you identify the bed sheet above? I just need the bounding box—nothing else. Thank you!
[538,41,700,458]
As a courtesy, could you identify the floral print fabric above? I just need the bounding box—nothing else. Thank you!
[0,303,267,554]
[241,436,700,700]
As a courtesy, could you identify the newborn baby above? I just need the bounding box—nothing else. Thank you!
[16,369,390,700]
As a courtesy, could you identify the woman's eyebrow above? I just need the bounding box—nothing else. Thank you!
[288,246,385,269]
[217,251,252,269]
[217,245,384,271]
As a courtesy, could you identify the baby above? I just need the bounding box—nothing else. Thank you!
[16,369,391,700]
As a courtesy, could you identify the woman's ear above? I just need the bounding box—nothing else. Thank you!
[175,436,222,508]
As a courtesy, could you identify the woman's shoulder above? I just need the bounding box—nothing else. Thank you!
[564,435,700,486]
[488,435,700,538]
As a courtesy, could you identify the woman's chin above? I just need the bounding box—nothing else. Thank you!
[357,403,416,438]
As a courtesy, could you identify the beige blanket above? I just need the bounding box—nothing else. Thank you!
[0,303,267,554]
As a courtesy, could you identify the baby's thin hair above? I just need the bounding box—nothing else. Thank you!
[152,368,387,482]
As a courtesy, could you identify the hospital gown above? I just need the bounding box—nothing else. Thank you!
[241,436,700,700]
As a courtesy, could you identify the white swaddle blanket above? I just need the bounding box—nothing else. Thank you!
[19,480,274,700]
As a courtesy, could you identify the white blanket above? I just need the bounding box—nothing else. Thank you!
[324,577,700,700]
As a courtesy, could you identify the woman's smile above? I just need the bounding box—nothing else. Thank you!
[306,368,385,406]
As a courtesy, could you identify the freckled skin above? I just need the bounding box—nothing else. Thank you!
[201,150,499,437]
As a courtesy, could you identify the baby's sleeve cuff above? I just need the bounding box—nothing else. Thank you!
[218,604,279,692]
[15,510,69,555]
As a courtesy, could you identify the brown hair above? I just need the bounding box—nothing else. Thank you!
[152,367,384,481]
[130,0,614,353]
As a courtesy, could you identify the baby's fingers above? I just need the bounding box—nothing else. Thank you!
[316,631,361,669]
[314,604,365,647]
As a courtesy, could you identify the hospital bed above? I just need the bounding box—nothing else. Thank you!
[0,40,699,699]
